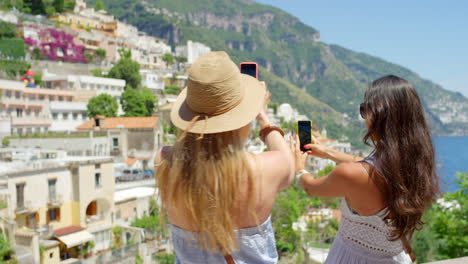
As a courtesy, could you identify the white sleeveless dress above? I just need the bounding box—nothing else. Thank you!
[325,156,413,263]
[324,199,413,263]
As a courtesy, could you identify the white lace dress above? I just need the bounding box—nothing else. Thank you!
[324,199,413,263]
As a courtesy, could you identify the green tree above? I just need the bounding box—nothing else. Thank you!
[95,48,106,62]
[32,47,43,60]
[162,53,174,68]
[154,253,175,264]
[120,88,156,117]
[45,5,55,15]
[84,52,93,63]
[412,172,468,261]
[94,0,104,11]
[23,0,45,14]
[141,88,157,115]
[34,72,42,86]
[112,226,123,248]
[175,56,187,70]
[163,85,180,95]
[108,49,141,89]
[120,88,147,117]
[52,0,64,12]
[0,232,13,261]
[272,185,309,254]
[90,68,105,77]
[0,22,16,38]
[87,94,118,117]
[63,0,75,11]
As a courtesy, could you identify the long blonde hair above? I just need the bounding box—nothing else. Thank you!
[156,128,256,254]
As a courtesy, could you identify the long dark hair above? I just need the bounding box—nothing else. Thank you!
[362,75,439,240]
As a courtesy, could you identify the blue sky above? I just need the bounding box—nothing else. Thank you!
[255,0,468,97]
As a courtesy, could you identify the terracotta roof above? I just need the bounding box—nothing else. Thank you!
[54,226,84,236]
[126,157,137,166]
[76,116,159,130]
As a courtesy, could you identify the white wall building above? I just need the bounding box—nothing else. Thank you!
[277,103,308,122]
[42,73,126,115]
[140,69,164,94]
[117,21,138,39]
[49,101,88,132]
[187,40,211,64]
[176,40,211,64]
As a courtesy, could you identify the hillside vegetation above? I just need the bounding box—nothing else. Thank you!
[88,0,468,144]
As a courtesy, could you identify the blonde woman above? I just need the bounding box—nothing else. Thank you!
[155,51,294,263]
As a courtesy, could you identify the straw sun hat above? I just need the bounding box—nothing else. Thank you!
[170,51,266,134]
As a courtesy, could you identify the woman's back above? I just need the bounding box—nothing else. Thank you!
[325,199,412,264]
[157,50,294,264]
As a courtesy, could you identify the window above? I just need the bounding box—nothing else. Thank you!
[95,173,102,188]
[29,94,35,100]
[27,213,38,229]
[73,113,78,120]
[112,138,119,151]
[16,183,25,208]
[63,113,69,120]
[52,113,58,120]
[5,90,11,98]
[58,96,63,101]
[48,179,57,201]
[16,108,23,117]
[15,91,20,99]
[47,208,60,223]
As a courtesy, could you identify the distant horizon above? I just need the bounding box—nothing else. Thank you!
[255,0,468,97]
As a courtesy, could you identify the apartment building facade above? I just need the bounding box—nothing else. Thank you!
[1,158,115,262]
[77,116,163,163]
[0,79,76,136]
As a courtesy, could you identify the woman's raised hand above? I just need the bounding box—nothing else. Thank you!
[290,134,308,173]
[304,137,332,160]
[256,82,271,127]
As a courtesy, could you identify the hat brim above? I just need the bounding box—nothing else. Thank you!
[170,74,266,134]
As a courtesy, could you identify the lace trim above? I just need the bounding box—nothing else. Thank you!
[338,199,404,256]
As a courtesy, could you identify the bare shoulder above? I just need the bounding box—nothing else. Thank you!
[332,162,368,184]
[250,150,292,190]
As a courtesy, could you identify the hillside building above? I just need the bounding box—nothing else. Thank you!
[0,155,115,263]
[76,116,163,163]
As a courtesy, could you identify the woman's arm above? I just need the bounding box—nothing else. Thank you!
[255,87,294,190]
[305,139,363,164]
[290,134,361,198]
[298,163,358,198]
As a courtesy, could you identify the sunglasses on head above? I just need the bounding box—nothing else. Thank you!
[359,103,366,119]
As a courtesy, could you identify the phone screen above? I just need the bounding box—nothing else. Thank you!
[240,63,258,79]
[298,121,311,152]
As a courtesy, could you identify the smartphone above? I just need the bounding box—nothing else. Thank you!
[298,121,312,152]
[240,62,258,79]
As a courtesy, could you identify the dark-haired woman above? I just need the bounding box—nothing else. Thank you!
[291,75,439,263]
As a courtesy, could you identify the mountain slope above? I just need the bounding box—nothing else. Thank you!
[89,0,468,140]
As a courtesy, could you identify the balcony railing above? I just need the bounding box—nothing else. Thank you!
[11,116,52,126]
[15,200,32,213]
[47,194,63,207]
[86,213,106,225]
